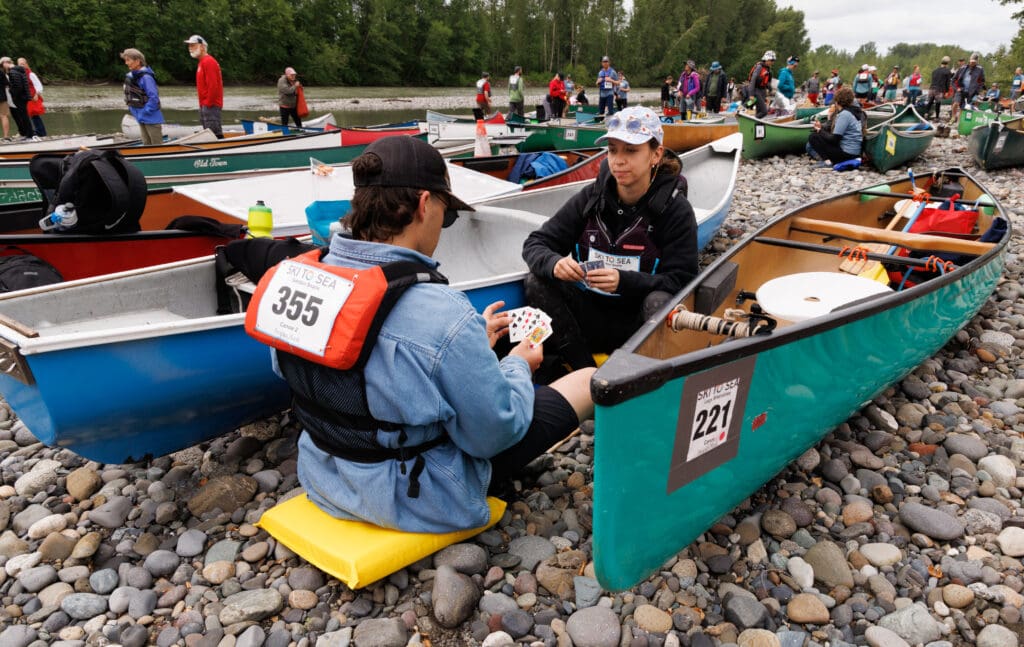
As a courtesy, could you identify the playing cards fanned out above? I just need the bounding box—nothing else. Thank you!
[506,306,553,345]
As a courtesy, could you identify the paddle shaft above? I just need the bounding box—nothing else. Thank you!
[789,217,994,256]
[754,237,960,267]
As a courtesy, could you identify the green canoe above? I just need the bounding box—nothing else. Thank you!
[589,168,1008,590]
[736,113,813,159]
[512,122,607,152]
[956,107,1015,136]
[863,105,936,172]
[968,115,1024,170]
[0,129,384,207]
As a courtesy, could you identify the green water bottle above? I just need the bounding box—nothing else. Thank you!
[247,200,273,238]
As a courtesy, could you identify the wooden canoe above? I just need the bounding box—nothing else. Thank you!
[662,118,739,153]
[589,168,1008,590]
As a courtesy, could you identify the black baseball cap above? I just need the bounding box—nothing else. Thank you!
[353,137,474,225]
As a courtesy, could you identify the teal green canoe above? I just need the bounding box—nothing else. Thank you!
[589,168,1008,590]
[0,130,388,206]
[956,107,1015,136]
[863,105,936,172]
[968,115,1024,170]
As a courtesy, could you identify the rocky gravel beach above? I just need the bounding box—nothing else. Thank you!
[1,126,1024,647]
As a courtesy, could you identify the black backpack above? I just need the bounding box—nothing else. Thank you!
[0,252,63,293]
[29,149,147,235]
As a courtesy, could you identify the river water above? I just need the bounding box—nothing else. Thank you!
[34,84,658,137]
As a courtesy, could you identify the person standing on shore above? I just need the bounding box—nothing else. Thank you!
[0,59,12,139]
[277,66,302,129]
[185,35,223,138]
[596,56,619,116]
[2,58,33,138]
[121,48,164,146]
[475,72,492,115]
[508,66,525,118]
[926,56,952,121]
[18,58,45,137]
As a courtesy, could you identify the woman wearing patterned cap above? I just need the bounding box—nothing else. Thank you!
[277,66,303,129]
[522,106,698,374]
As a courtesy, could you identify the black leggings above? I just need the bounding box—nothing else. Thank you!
[525,272,671,370]
[808,131,859,164]
[488,386,578,489]
[279,107,302,129]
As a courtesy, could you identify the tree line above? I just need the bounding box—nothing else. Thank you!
[0,0,1020,89]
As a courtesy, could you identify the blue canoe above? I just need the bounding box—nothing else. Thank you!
[0,134,740,464]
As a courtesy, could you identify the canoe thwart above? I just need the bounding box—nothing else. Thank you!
[754,237,964,269]
[788,217,995,256]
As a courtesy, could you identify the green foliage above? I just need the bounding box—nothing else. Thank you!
[0,0,1019,87]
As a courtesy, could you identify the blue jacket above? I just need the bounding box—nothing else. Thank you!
[291,235,536,533]
[777,68,795,99]
[128,67,164,125]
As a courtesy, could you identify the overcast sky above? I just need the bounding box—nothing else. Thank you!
[775,1,1021,55]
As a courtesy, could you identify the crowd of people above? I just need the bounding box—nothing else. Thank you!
[0,56,46,140]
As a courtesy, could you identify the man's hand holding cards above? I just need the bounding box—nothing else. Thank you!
[507,306,553,348]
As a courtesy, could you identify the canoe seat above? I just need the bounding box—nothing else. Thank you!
[256,493,505,589]
[38,308,188,335]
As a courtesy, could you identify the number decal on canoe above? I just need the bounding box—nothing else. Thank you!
[995,130,1009,154]
[565,129,577,141]
[667,355,757,493]
[885,131,897,156]
[754,124,766,140]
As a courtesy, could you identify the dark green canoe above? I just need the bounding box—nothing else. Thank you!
[968,116,1024,170]
[589,168,1008,590]
[513,122,606,152]
[863,105,936,172]
[736,112,813,159]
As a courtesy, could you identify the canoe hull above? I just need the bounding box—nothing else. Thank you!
[968,118,1024,170]
[736,113,810,159]
[662,121,739,153]
[863,106,936,172]
[514,124,606,152]
[589,169,1008,590]
[957,108,1015,136]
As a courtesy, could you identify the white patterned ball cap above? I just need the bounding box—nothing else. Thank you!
[596,107,664,146]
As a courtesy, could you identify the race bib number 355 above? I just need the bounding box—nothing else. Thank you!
[255,260,354,357]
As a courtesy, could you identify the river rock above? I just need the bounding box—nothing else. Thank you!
[803,540,854,588]
[864,625,911,647]
[997,527,1024,557]
[219,588,284,624]
[352,618,408,647]
[566,606,620,647]
[877,602,942,644]
[898,502,964,540]
[786,593,830,624]
[432,564,480,628]
[859,543,902,567]
[978,455,1018,488]
[976,624,1019,647]
[187,475,258,517]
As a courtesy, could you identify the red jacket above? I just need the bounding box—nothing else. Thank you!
[196,54,223,108]
[548,77,566,100]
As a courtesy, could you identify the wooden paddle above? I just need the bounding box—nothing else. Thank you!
[838,195,924,274]
[789,217,995,256]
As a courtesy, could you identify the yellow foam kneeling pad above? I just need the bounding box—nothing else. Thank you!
[256,494,506,589]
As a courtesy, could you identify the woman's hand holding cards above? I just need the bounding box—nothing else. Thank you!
[585,267,619,293]
[554,256,585,282]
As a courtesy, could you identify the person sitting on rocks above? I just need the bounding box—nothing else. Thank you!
[808,87,864,167]
[261,136,594,533]
[521,106,698,373]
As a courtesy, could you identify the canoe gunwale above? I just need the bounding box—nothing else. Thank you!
[592,168,1009,406]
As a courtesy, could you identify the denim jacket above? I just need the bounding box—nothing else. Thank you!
[290,235,535,533]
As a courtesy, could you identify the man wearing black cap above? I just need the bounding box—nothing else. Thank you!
[926,56,953,121]
[279,136,594,533]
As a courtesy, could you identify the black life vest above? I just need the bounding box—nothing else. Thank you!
[575,172,685,283]
[124,69,158,109]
